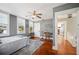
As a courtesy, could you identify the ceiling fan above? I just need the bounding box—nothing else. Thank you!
[26,10,42,19]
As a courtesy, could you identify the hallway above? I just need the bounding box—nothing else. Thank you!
[57,39,76,55]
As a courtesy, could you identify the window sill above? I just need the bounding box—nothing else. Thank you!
[17,33,26,35]
[0,34,9,37]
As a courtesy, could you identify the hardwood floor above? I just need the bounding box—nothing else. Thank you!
[33,38,76,55]
[57,39,76,55]
[33,39,57,55]
[12,37,76,55]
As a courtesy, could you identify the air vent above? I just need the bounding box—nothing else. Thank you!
[68,14,72,18]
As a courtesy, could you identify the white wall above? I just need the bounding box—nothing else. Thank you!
[76,11,79,55]
[66,17,77,47]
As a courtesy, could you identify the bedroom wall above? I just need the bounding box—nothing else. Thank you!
[9,14,29,36]
[0,13,29,37]
[9,14,17,36]
[40,19,53,36]
[25,20,29,35]
[9,15,29,36]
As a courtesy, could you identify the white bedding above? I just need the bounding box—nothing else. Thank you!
[13,39,44,55]
[0,36,28,55]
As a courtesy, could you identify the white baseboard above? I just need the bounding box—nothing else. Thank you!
[52,46,58,50]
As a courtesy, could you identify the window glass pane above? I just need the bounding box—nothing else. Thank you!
[17,17,25,34]
[0,12,9,36]
[29,21,33,33]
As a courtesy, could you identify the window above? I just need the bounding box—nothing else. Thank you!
[29,21,33,33]
[0,12,9,36]
[17,17,25,34]
[34,22,40,37]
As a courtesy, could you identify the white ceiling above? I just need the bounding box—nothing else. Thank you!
[0,3,64,19]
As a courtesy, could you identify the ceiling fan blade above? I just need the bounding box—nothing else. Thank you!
[36,13,42,15]
[33,10,36,15]
[37,15,41,19]
[27,11,32,14]
[25,14,32,17]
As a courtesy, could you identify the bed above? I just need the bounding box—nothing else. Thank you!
[0,36,28,55]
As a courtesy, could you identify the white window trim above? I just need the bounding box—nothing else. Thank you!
[0,11,9,37]
[17,17,26,34]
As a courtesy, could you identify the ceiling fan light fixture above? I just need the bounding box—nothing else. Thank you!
[26,10,42,20]
[32,15,36,18]
[68,14,72,18]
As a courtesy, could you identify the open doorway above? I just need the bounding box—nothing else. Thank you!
[55,7,78,54]
[57,21,67,45]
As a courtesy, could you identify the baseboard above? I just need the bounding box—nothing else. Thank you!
[66,40,76,48]
[52,46,58,50]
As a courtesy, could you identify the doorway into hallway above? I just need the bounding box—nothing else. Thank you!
[55,7,79,54]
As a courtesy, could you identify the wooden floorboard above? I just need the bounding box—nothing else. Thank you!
[33,39,57,55]
[57,39,76,55]
[33,38,76,55]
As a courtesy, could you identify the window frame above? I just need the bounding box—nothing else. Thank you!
[17,17,26,34]
[29,21,34,33]
[0,11,9,37]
